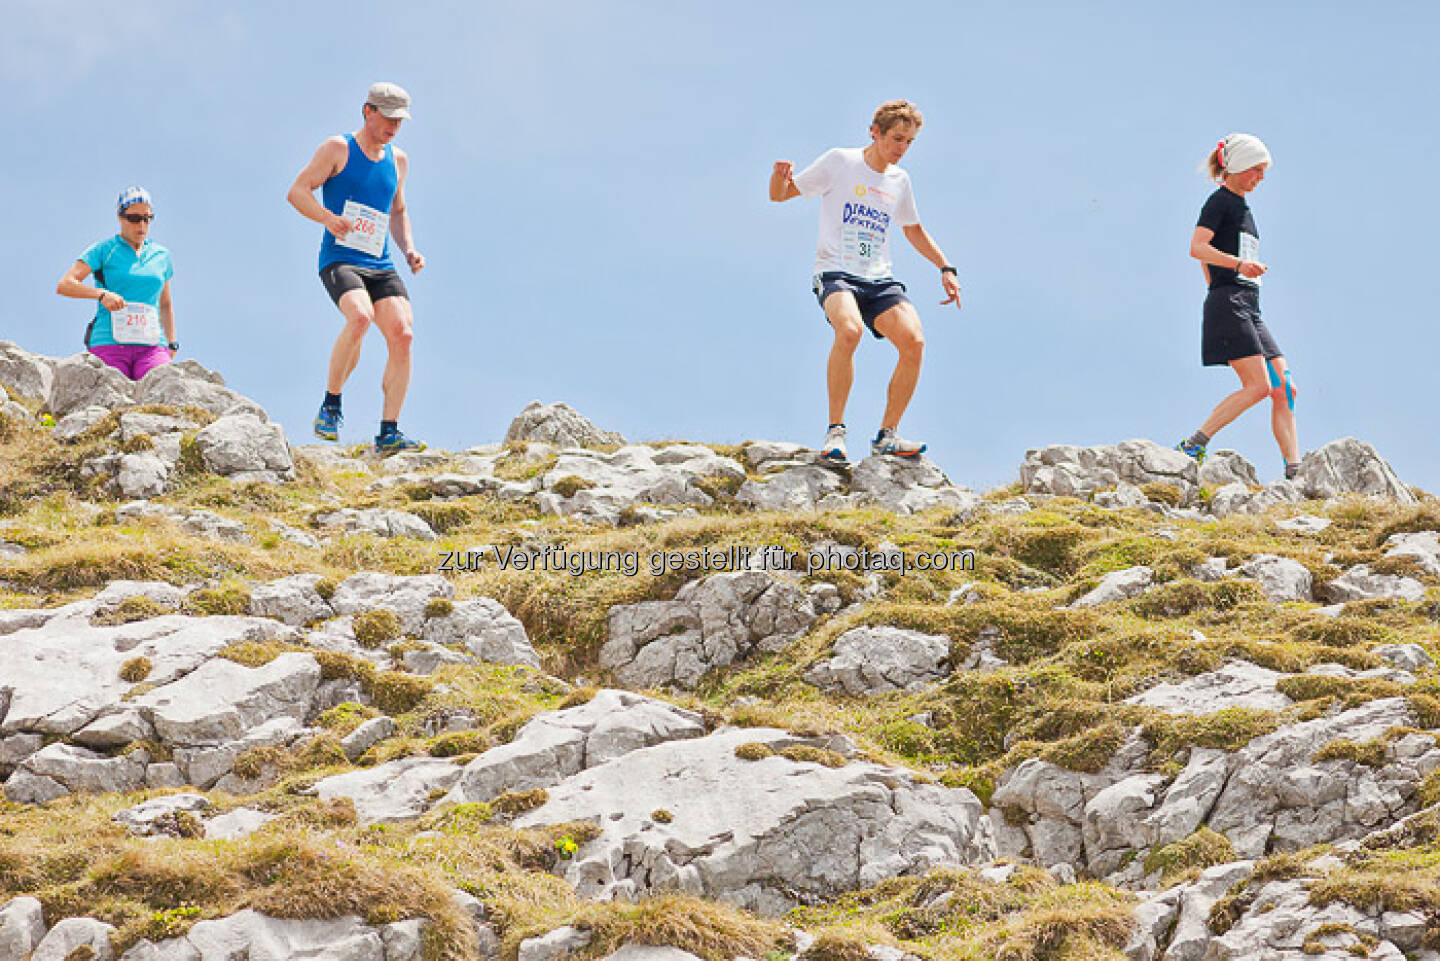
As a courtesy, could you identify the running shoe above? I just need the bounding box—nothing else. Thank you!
[313,405,343,442]
[819,424,848,463]
[375,429,426,455]
[1175,438,1206,465]
[872,427,926,458]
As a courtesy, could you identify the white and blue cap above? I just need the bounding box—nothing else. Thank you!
[116,186,152,212]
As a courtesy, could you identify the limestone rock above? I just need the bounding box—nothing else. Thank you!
[1384,531,1440,576]
[516,726,992,915]
[1295,438,1416,503]
[0,896,46,961]
[448,689,705,805]
[1020,439,1199,504]
[1125,661,1292,715]
[0,341,54,401]
[506,401,623,449]
[737,465,845,512]
[1234,554,1313,603]
[803,626,950,695]
[33,917,116,961]
[1070,565,1153,608]
[314,757,464,824]
[421,598,538,668]
[849,456,980,516]
[194,413,294,480]
[250,573,334,626]
[330,573,453,635]
[47,353,135,417]
[1323,564,1425,603]
[600,571,818,688]
[314,507,436,541]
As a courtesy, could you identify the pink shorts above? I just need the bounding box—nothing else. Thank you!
[89,345,172,382]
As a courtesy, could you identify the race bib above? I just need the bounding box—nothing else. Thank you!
[110,302,162,345]
[840,223,888,279]
[1238,232,1261,287]
[338,200,390,257]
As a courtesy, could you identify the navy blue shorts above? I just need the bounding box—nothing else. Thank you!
[1202,285,1281,366]
[813,272,911,340]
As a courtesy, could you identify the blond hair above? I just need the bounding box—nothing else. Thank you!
[872,100,923,135]
[1205,143,1226,182]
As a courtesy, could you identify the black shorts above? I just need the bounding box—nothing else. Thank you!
[813,272,911,339]
[320,263,409,307]
[1202,285,1281,366]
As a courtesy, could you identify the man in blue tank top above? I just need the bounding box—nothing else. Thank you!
[287,81,427,454]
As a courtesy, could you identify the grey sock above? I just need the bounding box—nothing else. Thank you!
[1187,430,1210,448]
[1284,462,1300,480]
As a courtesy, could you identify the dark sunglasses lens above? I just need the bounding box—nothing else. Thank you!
[122,213,153,223]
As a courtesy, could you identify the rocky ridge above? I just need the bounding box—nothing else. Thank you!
[0,341,1438,961]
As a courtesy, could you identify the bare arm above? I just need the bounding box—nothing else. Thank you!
[1190,226,1266,280]
[903,223,962,309]
[57,260,124,310]
[287,138,352,238]
[159,281,176,349]
[769,161,801,202]
[389,149,424,273]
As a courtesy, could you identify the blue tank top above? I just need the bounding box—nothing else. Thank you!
[318,134,398,272]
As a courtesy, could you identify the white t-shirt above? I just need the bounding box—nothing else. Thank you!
[794,147,921,280]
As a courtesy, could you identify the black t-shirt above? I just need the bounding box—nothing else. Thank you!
[1196,186,1260,290]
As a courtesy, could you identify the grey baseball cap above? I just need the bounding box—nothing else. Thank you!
[366,82,411,120]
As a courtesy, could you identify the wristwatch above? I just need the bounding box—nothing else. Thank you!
[167,341,180,351]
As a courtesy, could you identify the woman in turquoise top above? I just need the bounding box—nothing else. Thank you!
[56,187,179,381]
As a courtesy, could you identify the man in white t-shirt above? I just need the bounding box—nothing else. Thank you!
[770,99,962,461]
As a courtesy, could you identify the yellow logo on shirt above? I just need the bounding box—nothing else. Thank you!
[855,186,867,197]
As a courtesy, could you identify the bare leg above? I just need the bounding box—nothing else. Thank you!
[327,289,375,394]
[822,292,865,425]
[1267,356,1299,464]
[1199,354,1271,438]
[371,295,415,421]
[871,301,926,429]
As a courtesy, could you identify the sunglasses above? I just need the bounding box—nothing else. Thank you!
[120,212,154,224]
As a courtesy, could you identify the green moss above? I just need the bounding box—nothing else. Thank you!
[1140,482,1184,507]
[1129,579,1267,618]
[778,746,847,768]
[89,595,172,626]
[314,577,338,601]
[1035,720,1127,774]
[410,502,477,535]
[1313,737,1388,768]
[428,731,489,757]
[550,475,595,498]
[1144,827,1237,885]
[651,809,674,823]
[364,670,432,714]
[316,702,380,736]
[491,789,548,816]
[735,742,775,761]
[424,597,455,619]
[353,609,402,647]
[118,656,153,683]
[1144,707,1282,762]
[182,581,251,616]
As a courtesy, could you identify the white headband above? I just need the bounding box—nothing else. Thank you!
[1219,134,1272,174]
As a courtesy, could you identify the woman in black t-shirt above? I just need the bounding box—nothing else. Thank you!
[1175,133,1300,480]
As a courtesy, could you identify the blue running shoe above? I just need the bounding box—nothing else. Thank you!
[313,405,342,442]
[375,428,425,455]
[819,424,848,463]
[872,427,926,458]
[1175,438,1206,465]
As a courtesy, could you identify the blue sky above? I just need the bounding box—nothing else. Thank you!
[6,1,1437,492]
